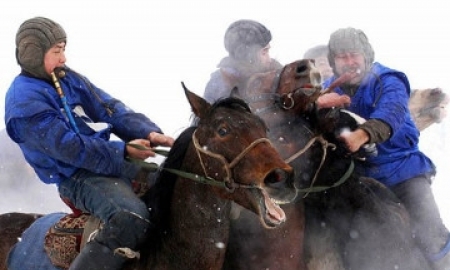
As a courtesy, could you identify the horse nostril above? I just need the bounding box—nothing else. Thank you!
[265,168,289,185]
[296,64,308,75]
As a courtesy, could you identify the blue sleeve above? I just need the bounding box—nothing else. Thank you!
[69,74,164,141]
[369,74,410,135]
[9,112,133,177]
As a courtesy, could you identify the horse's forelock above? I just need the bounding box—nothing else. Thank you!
[213,97,252,113]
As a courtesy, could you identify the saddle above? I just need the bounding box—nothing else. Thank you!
[43,199,103,269]
[44,176,151,268]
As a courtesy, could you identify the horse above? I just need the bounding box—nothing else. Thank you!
[1,85,296,270]
[409,87,448,131]
[0,212,43,270]
[224,58,433,270]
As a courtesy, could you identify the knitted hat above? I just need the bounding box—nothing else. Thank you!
[224,19,272,62]
[327,27,374,72]
[15,17,66,79]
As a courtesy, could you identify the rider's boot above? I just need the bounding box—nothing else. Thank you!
[68,240,126,270]
[69,210,151,270]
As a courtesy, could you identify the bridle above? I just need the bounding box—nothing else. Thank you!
[240,61,353,195]
[243,61,322,115]
[192,129,274,192]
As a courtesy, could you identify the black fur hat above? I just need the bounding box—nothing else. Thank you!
[15,17,66,79]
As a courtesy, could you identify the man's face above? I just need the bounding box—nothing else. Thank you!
[257,44,272,68]
[44,42,66,75]
[333,51,366,85]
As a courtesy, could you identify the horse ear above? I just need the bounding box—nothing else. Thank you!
[230,86,241,99]
[181,82,211,119]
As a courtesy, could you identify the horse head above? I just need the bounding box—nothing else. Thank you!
[231,60,329,191]
[409,87,448,131]
[181,84,296,228]
[234,59,322,118]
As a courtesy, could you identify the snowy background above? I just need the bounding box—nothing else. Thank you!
[0,0,449,227]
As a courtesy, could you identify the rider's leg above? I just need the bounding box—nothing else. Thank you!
[391,175,450,269]
[59,170,151,270]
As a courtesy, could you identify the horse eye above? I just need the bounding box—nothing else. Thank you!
[217,127,228,137]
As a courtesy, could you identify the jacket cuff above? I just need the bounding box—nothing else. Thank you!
[359,119,391,144]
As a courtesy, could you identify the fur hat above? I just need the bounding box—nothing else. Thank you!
[327,27,374,72]
[224,19,272,62]
[303,44,328,60]
[15,17,66,79]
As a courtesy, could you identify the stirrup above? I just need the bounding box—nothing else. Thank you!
[428,234,450,262]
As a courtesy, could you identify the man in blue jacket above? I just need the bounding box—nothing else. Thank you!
[322,27,450,269]
[5,17,174,270]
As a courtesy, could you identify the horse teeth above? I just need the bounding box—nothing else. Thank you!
[270,198,283,205]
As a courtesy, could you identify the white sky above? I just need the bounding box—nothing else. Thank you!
[1,0,449,224]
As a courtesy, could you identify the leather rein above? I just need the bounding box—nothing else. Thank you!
[128,129,273,193]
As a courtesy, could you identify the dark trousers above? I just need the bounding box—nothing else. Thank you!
[391,175,449,258]
[58,169,150,250]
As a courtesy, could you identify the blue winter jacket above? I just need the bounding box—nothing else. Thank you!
[4,68,163,186]
[323,62,435,186]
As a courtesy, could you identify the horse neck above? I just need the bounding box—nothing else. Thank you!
[158,147,232,269]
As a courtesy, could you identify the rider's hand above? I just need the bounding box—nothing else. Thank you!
[126,138,155,160]
[148,132,174,148]
[338,128,369,153]
[316,93,351,109]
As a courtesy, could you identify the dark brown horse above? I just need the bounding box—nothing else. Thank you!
[225,59,433,270]
[0,213,42,270]
[2,86,296,270]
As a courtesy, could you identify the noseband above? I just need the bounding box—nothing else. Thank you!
[192,129,273,192]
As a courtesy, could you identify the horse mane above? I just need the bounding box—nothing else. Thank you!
[212,96,253,113]
[142,126,196,249]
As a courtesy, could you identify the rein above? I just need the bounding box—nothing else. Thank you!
[278,123,355,195]
[282,134,353,197]
[240,62,353,195]
[298,159,354,195]
[127,130,272,192]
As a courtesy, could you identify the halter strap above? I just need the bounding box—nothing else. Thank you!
[192,130,273,192]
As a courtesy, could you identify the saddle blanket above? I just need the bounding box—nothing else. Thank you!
[7,212,65,270]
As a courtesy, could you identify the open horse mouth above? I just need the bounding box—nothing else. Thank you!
[253,168,297,228]
[260,188,287,228]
